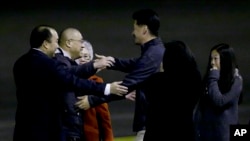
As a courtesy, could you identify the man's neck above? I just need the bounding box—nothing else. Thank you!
[142,36,157,45]
[58,47,72,59]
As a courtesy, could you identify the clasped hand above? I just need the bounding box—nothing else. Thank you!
[93,54,115,70]
[75,81,128,110]
[110,81,128,96]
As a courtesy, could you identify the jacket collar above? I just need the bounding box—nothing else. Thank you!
[55,47,72,59]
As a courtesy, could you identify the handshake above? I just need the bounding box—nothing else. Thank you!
[93,54,115,70]
[92,54,128,96]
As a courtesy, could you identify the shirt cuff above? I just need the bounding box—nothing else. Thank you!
[104,84,110,95]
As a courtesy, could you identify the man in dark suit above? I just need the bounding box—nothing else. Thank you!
[12,25,127,141]
[54,27,113,141]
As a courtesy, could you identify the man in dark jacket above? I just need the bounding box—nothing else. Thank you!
[96,9,165,141]
[12,25,127,141]
[54,27,120,141]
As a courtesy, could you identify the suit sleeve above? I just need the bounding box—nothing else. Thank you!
[69,61,97,78]
[55,61,106,96]
[109,55,160,92]
[87,75,124,106]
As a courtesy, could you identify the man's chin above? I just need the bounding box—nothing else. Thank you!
[80,61,87,64]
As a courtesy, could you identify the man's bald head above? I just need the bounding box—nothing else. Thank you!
[59,27,83,47]
[58,27,84,60]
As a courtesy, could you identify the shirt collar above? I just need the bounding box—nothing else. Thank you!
[141,37,162,52]
[55,47,72,59]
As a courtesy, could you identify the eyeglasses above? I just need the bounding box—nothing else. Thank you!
[69,39,84,44]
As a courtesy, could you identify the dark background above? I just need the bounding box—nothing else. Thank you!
[1,1,250,140]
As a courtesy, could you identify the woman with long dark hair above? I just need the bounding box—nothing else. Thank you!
[197,43,243,141]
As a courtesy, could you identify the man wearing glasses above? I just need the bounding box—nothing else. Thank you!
[54,27,123,141]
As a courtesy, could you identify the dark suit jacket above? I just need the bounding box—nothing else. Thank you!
[54,49,101,139]
[13,49,106,141]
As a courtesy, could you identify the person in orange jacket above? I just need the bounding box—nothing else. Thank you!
[75,40,114,141]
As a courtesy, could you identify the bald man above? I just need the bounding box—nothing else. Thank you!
[54,27,125,141]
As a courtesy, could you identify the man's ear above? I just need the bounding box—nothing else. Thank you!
[66,40,72,48]
[42,40,49,49]
[143,25,148,35]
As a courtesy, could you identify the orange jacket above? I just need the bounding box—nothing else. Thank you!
[83,75,114,141]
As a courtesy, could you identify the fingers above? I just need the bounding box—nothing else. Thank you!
[77,96,85,100]
[95,54,114,64]
[106,56,115,63]
[93,58,114,69]
[95,54,114,62]
[114,81,122,84]
[75,96,85,106]
[75,96,90,110]
[110,81,128,96]
[96,68,102,73]
[125,94,136,101]
[125,90,136,101]
[95,54,105,59]
[234,68,239,77]
[210,66,218,71]
[111,90,125,96]
[114,81,128,92]
[112,81,121,86]
[102,57,114,66]
[105,59,114,67]
[117,86,128,94]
